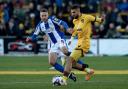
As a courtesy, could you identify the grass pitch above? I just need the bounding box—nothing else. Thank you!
[0,56,128,89]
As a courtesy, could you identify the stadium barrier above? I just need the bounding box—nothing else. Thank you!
[0,39,4,55]
[1,37,47,56]
[67,39,128,56]
[1,37,128,56]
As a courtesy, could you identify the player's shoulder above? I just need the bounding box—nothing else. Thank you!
[73,19,77,24]
[49,15,61,24]
[36,21,42,26]
[36,21,45,30]
[49,15,59,21]
[49,15,55,19]
[37,21,44,26]
[82,14,93,18]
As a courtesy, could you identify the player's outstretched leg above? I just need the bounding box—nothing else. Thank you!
[68,72,77,82]
[73,63,94,81]
[85,68,94,81]
[62,71,77,84]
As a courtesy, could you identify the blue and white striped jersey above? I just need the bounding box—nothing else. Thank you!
[31,16,69,44]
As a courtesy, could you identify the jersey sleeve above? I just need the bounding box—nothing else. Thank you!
[31,23,42,41]
[51,16,69,30]
[51,16,62,25]
[87,15,102,23]
[33,25,41,35]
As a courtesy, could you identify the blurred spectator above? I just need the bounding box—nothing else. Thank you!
[125,24,128,35]
[7,18,16,36]
[105,23,117,38]
[103,6,118,36]
[24,13,33,35]
[0,2,9,24]
[117,0,128,12]
[0,0,127,38]
[29,1,40,26]
[55,0,63,13]
[98,24,105,38]
[16,23,25,39]
[13,2,25,22]
[102,0,116,11]
[0,22,6,36]
[116,25,124,37]
[87,0,100,13]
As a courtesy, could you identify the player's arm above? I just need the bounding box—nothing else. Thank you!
[26,23,41,42]
[87,15,104,23]
[68,29,77,45]
[68,19,78,45]
[51,16,70,32]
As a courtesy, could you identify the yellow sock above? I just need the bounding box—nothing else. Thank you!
[62,76,68,81]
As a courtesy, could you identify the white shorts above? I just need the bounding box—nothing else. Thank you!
[48,39,67,55]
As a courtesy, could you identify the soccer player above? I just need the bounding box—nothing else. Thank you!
[26,8,71,72]
[26,8,86,82]
[62,5,104,84]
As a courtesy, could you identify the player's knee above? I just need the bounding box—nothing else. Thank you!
[72,60,77,66]
[49,61,56,66]
[69,57,76,63]
[61,47,69,55]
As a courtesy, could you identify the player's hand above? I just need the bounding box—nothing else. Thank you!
[101,14,106,22]
[67,28,74,34]
[26,37,32,43]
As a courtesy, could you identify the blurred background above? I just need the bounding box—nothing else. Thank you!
[0,0,128,56]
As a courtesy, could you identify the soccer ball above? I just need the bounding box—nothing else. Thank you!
[52,76,66,86]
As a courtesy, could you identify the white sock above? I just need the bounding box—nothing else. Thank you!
[85,68,91,73]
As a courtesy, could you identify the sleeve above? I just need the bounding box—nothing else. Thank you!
[31,23,41,41]
[33,25,41,35]
[4,10,9,23]
[51,16,69,30]
[60,21,69,30]
[51,16,62,25]
[87,15,102,23]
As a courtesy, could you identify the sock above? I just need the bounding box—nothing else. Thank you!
[61,57,66,66]
[62,76,68,81]
[85,68,91,73]
[54,63,64,73]
[62,71,69,81]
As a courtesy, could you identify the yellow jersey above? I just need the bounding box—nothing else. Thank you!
[72,14,102,53]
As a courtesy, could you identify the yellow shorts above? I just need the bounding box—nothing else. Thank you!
[70,48,84,61]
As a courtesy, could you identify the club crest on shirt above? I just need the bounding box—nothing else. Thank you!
[81,19,84,23]
[77,28,82,32]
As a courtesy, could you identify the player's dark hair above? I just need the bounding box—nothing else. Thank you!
[71,4,80,10]
[40,8,48,12]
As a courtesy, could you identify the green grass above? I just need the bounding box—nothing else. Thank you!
[0,56,128,89]
[0,75,128,89]
[0,56,128,70]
